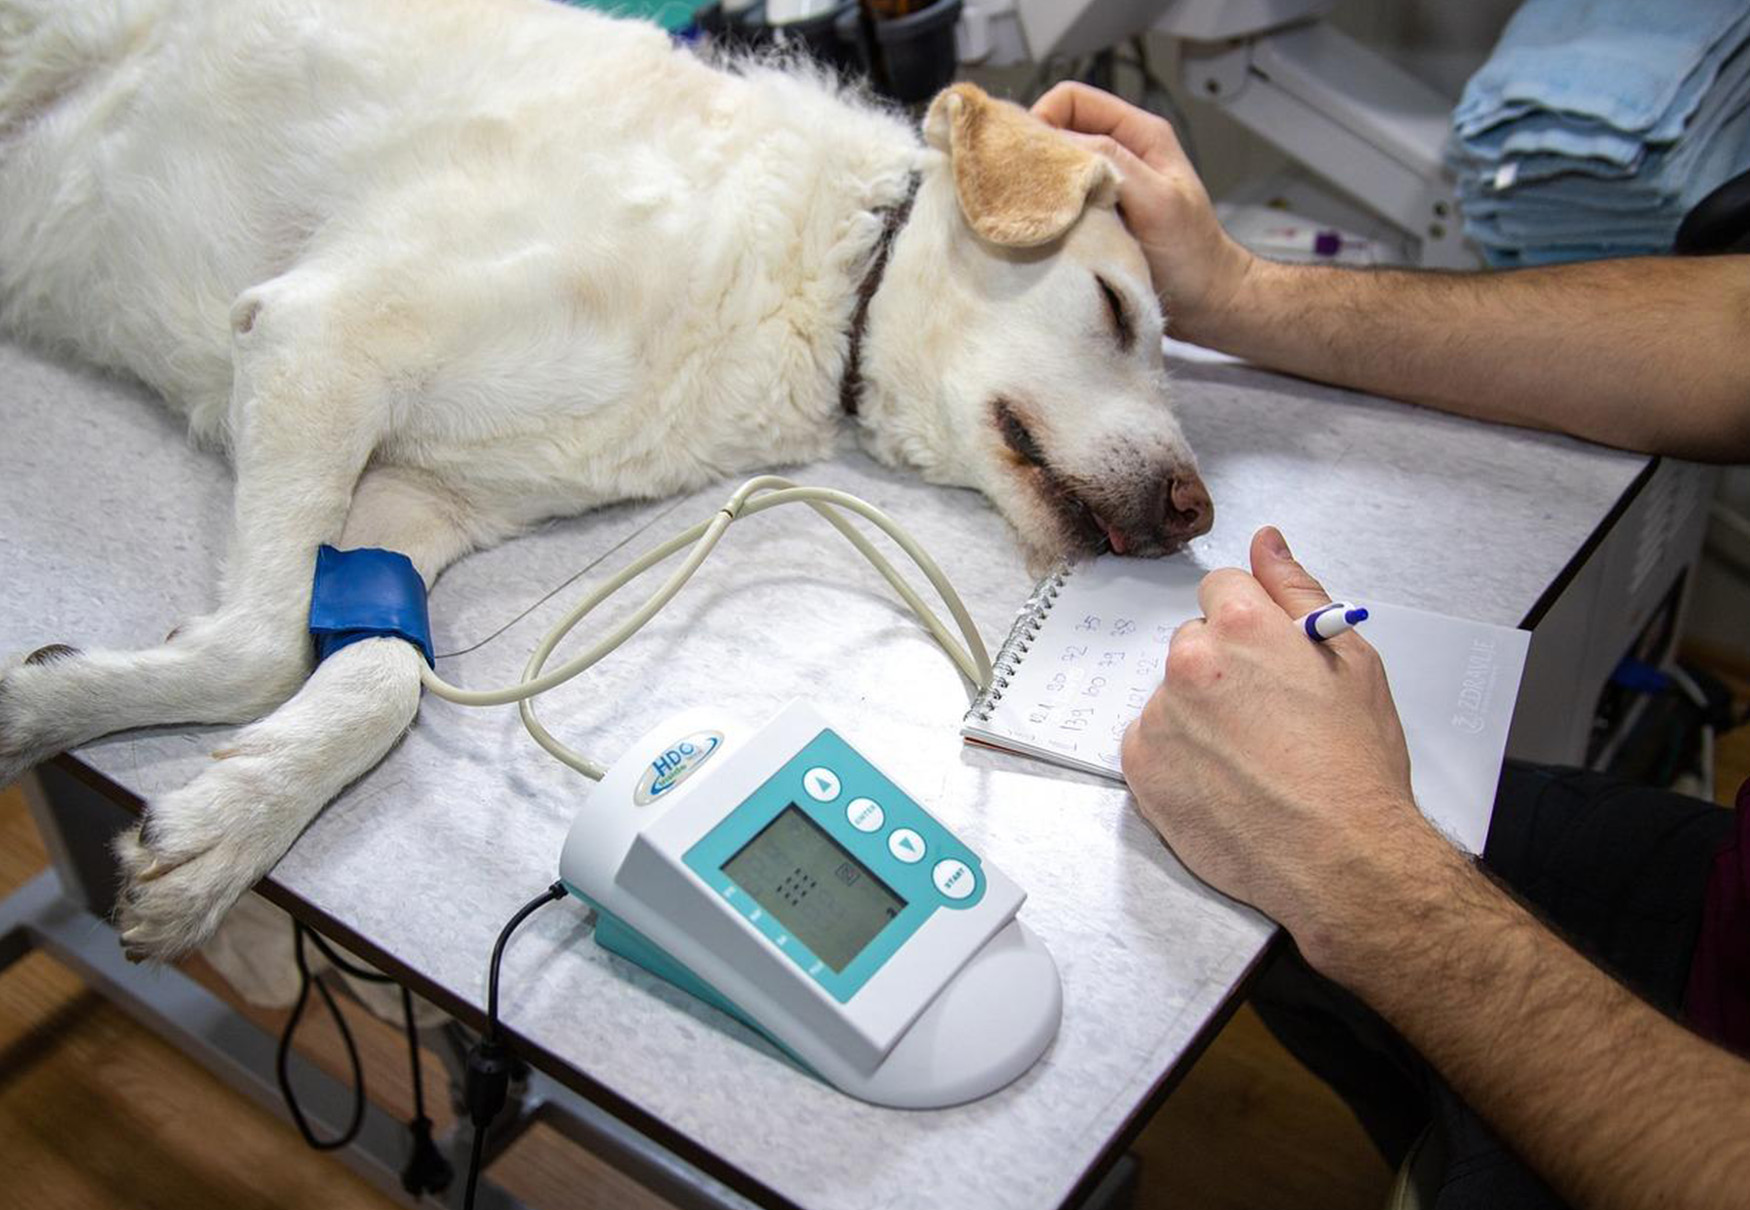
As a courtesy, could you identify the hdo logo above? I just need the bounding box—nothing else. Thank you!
[634,731,724,805]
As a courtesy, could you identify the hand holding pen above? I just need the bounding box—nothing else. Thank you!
[1121,527,1419,955]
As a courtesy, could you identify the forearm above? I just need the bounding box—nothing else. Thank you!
[1181,255,1750,461]
[1305,834,1750,1210]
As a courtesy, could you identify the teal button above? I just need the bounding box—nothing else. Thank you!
[803,766,840,801]
[932,859,976,901]
[888,828,926,864]
[847,797,884,832]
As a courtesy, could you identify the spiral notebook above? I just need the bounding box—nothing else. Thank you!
[961,556,1531,853]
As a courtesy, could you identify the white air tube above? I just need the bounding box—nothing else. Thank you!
[418,475,993,780]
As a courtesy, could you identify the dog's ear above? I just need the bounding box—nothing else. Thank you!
[923,82,1117,248]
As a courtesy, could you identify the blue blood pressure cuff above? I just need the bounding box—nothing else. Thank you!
[308,545,435,667]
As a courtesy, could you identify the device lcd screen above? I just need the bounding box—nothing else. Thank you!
[721,805,905,973]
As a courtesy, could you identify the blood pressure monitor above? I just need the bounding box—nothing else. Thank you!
[558,700,1061,1108]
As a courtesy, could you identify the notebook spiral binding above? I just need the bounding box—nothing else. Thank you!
[963,563,1072,724]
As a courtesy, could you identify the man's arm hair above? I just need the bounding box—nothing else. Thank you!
[1308,843,1750,1210]
[1187,255,1750,461]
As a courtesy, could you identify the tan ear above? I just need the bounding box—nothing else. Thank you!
[923,82,1117,248]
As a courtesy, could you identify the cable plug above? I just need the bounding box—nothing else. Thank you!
[401,1114,453,1196]
[466,1037,512,1130]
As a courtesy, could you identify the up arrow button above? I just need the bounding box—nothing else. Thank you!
[802,767,841,802]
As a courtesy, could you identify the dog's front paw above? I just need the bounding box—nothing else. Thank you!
[0,645,85,788]
[114,751,316,961]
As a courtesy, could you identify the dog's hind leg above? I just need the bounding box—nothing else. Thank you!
[0,276,393,785]
[111,465,480,960]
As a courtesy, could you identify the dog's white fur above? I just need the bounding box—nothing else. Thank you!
[0,0,1208,959]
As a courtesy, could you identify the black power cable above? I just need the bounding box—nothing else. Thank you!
[276,922,370,1151]
[397,982,454,1197]
[275,920,452,1194]
[463,882,569,1210]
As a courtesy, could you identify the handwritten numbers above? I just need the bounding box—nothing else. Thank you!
[1059,707,1096,733]
[981,597,1213,776]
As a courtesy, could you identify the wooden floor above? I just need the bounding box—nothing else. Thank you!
[2,671,1744,1210]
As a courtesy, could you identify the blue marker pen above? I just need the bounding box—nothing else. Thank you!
[1296,601,1369,642]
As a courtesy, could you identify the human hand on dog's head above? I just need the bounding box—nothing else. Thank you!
[1032,82,1256,347]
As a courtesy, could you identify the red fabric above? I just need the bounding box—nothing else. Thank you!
[1684,779,1750,1055]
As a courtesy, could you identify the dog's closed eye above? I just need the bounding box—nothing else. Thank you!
[1095,274,1134,353]
[994,398,1047,468]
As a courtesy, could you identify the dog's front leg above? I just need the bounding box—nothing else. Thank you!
[112,635,425,958]
[111,465,481,960]
[0,279,386,783]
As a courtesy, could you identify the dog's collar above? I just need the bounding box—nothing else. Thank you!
[840,172,921,418]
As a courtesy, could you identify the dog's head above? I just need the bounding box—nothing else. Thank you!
[860,83,1211,565]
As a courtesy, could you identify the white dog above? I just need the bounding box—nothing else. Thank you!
[0,0,1212,960]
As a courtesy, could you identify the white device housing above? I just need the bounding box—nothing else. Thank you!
[558,700,1061,1108]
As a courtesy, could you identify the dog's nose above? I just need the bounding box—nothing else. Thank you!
[1164,472,1214,541]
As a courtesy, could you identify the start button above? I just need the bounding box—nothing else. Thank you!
[931,858,975,901]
